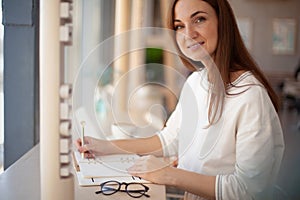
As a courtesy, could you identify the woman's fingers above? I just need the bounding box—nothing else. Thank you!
[83,151,95,159]
[127,155,172,185]
[74,138,81,148]
[74,136,119,157]
[73,137,96,159]
[74,137,92,152]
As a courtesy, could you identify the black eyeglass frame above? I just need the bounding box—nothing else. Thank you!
[95,180,150,198]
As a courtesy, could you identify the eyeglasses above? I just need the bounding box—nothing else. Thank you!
[95,180,150,198]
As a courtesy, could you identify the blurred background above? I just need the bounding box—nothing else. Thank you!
[0,0,299,199]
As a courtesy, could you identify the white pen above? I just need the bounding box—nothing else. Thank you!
[80,121,86,159]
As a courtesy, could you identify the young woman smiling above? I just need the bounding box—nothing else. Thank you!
[76,1,284,199]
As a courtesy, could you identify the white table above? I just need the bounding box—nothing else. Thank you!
[0,145,166,200]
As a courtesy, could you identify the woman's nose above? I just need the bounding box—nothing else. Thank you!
[185,25,198,40]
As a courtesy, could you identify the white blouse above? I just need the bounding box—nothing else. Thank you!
[157,69,285,200]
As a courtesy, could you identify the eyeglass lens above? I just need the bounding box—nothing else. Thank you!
[126,183,149,198]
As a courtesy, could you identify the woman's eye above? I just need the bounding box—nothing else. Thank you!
[195,17,206,23]
[174,25,184,31]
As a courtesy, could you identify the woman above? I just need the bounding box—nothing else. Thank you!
[76,0,284,199]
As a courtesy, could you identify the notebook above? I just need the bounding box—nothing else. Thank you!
[72,151,149,186]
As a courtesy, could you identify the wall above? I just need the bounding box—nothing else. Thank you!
[229,0,300,74]
[3,0,39,169]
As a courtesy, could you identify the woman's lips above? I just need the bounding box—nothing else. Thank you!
[188,42,204,50]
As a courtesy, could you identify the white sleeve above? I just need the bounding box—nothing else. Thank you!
[216,87,284,200]
[157,102,182,157]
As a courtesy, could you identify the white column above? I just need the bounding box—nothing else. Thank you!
[40,0,74,199]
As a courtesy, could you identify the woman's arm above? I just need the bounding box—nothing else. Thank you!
[112,135,164,156]
[75,134,164,157]
[128,155,216,199]
[171,168,216,199]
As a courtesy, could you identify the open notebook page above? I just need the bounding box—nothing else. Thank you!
[74,151,140,178]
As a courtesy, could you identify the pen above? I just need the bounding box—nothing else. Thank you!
[81,121,86,158]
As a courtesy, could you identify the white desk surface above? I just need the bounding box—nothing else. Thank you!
[0,144,166,200]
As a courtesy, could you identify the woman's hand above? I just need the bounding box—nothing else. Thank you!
[127,155,177,185]
[74,136,115,158]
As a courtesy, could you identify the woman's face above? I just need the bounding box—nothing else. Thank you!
[174,0,218,62]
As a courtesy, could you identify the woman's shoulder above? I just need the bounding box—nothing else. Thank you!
[228,71,270,102]
[229,71,264,90]
[231,71,259,85]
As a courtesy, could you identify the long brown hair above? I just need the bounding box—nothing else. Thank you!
[166,0,280,125]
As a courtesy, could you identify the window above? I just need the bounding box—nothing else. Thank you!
[0,0,4,174]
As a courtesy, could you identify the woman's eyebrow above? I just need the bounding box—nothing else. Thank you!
[190,11,207,18]
[174,11,208,23]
